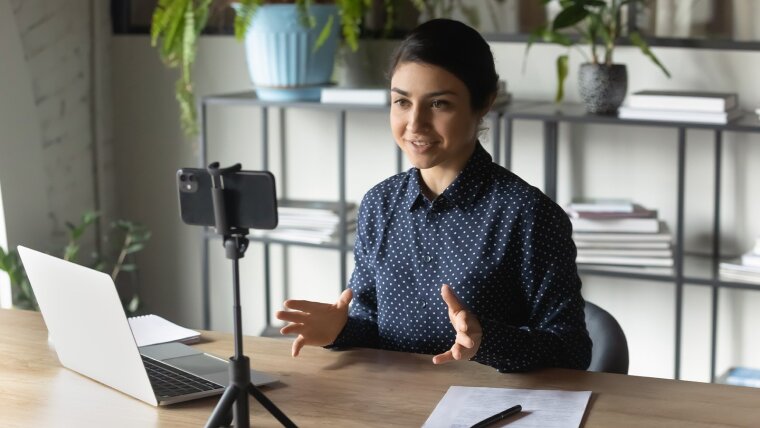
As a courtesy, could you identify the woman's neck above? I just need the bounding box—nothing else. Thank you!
[419,142,477,199]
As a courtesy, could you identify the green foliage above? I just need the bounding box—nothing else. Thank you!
[525,0,670,102]
[0,211,151,316]
[152,0,378,137]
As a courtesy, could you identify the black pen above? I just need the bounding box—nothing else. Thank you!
[470,404,522,428]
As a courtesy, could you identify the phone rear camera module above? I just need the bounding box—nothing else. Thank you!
[179,173,199,193]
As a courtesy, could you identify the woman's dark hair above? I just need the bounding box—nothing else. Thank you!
[388,19,499,112]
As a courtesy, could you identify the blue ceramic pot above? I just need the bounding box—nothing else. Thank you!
[243,4,339,101]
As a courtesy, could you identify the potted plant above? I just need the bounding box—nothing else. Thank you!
[151,0,374,136]
[526,0,670,114]
[0,212,151,314]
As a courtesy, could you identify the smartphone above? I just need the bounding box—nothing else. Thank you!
[177,168,278,230]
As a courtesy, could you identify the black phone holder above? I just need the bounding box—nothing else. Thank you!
[203,162,296,428]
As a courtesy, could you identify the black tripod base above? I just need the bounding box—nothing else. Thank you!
[205,356,297,428]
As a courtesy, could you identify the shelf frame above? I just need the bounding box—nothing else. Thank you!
[503,101,760,381]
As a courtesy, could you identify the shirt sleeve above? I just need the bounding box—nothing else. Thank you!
[329,196,380,348]
[471,195,592,372]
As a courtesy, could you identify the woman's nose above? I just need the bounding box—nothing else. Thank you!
[407,106,430,132]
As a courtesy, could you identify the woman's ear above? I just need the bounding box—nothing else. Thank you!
[477,93,498,120]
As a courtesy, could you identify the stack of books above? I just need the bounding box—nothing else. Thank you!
[618,90,741,124]
[719,366,760,388]
[568,198,673,270]
[320,87,389,105]
[320,80,511,106]
[719,237,760,284]
[252,200,357,245]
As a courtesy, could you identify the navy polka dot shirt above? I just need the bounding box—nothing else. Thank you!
[332,142,591,372]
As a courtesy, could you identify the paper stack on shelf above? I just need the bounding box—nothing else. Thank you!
[719,237,760,284]
[719,367,760,388]
[569,198,673,269]
[320,87,389,105]
[618,90,741,124]
[252,199,357,245]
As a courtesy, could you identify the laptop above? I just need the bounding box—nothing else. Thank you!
[17,245,277,406]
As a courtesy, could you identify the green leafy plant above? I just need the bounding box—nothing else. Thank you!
[0,212,151,315]
[526,0,670,102]
[151,0,380,137]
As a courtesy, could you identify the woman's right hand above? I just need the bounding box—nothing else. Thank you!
[275,289,353,357]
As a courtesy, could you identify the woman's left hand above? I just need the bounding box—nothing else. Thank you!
[433,284,483,364]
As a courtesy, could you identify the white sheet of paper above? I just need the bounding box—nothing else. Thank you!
[422,386,591,428]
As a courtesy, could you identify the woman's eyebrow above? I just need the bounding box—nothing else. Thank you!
[391,88,458,98]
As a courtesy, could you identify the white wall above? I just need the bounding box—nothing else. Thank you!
[110,34,760,382]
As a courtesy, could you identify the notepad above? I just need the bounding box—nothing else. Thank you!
[423,386,591,428]
[127,314,201,347]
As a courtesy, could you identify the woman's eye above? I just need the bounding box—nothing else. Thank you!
[431,99,448,109]
[393,99,410,107]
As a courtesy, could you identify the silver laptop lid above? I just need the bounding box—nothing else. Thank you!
[17,246,158,406]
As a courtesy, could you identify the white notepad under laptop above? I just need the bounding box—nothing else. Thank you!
[17,245,277,406]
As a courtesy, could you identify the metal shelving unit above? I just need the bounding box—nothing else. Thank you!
[198,91,510,336]
[199,92,760,382]
[502,102,760,381]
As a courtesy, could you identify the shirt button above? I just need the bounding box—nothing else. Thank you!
[420,299,427,308]
[423,254,433,263]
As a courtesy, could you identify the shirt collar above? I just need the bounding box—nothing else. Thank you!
[403,142,493,212]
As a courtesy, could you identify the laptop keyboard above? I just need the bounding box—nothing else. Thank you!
[142,355,223,398]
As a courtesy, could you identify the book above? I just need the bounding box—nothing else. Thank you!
[722,367,760,388]
[576,254,674,267]
[278,199,358,217]
[570,217,661,233]
[628,90,738,112]
[618,106,743,124]
[719,261,760,274]
[740,252,760,268]
[320,87,389,105]
[127,314,201,347]
[573,223,672,243]
[569,198,633,213]
[719,271,760,284]
[577,248,672,258]
[578,263,673,276]
[574,241,671,249]
[567,203,657,219]
[719,261,760,284]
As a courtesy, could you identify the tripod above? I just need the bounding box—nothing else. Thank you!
[204,163,296,428]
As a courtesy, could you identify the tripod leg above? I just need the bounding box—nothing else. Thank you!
[249,383,298,428]
[205,385,238,428]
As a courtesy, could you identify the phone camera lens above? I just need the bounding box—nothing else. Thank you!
[180,174,187,182]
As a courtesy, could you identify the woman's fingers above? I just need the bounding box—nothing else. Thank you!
[433,343,473,364]
[283,299,328,313]
[291,335,306,357]
[275,310,309,324]
[432,350,454,364]
[280,323,304,336]
[336,288,353,308]
[456,331,475,349]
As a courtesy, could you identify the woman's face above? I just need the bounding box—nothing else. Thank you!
[390,62,482,172]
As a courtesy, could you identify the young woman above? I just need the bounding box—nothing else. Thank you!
[275,19,591,372]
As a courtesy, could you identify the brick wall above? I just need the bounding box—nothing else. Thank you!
[9,0,114,253]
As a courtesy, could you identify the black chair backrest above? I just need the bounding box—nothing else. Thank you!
[584,301,629,374]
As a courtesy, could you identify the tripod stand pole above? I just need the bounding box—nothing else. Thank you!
[204,163,296,428]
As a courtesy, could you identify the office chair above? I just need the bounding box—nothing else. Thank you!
[584,301,629,374]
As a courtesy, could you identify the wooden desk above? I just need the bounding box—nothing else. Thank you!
[2,309,759,427]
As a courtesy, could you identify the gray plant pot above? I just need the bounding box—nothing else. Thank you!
[578,63,628,114]
[334,39,400,88]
